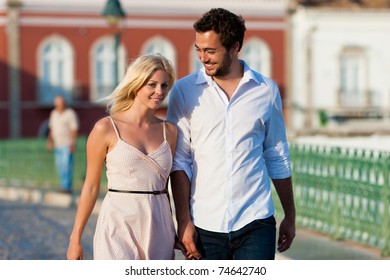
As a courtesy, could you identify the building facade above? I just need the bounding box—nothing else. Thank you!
[288,0,390,134]
[0,0,289,138]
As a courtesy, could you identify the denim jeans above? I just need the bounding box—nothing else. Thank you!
[54,145,74,192]
[196,216,276,260]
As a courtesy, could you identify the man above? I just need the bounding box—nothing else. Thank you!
[47,95,79,194]
[167,8,295,260]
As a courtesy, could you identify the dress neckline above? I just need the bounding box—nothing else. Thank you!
[107,116,168,157]
[117,138,168,157]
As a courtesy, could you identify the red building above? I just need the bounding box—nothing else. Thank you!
[0,0,289,138]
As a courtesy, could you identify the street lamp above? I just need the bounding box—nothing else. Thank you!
[102,0,126,85]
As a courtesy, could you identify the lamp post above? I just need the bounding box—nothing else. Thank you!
[7,0,22,138]
[102,0,126,85]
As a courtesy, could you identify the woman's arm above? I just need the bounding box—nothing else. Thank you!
[66,118,111,260]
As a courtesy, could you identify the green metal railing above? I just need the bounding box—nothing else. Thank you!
[0,137,106,192]
[273,143,390,256]
[1,138,389,256]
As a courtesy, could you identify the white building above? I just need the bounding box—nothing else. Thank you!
[287,1,390,135]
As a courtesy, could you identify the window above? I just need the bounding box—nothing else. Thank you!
[240,38,272,77]
[141,36,176,69]
[37,35,74,105]
[91,35,126,101]
[339,47,367,107]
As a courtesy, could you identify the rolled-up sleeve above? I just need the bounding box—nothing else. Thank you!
[166,86,193,181]
[263,82,291,179]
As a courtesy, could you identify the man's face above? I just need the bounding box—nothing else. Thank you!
[54,96,65,111]
[195,31,233,78]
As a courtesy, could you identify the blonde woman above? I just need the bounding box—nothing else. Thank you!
[67,54,180,260]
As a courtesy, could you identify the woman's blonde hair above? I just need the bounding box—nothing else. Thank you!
[105,54,175,115]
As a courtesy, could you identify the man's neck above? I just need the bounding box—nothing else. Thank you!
[212,61,243,100]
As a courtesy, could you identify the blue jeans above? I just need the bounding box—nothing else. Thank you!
[196,216,276,260]
[54,145,74,192]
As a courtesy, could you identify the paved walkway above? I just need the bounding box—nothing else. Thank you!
[0,185,388,260]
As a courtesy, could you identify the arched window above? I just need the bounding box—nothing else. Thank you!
[240,38,272,77]
[90,35,126,101]
[37,35,74,104]
[141,36,176,72]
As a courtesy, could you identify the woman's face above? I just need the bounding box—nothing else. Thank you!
[135,69,170,110]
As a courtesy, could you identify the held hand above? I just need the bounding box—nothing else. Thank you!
[174,237,187,256]
[277,217,296,253]
[69,143,76,153]
[67,241,83,260]
[47,141,54,151]
[177,221,201,260]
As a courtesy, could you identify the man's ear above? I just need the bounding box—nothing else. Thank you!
[231,41,240,54]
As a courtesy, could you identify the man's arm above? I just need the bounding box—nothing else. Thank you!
[272,176,296,252]
[170,170,201,259]
[69,109,79,153]
[47,129,54,151]
[167,83,201,259]
[69,128,78,153]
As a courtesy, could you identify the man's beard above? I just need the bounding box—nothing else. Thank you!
[207,52,232,78]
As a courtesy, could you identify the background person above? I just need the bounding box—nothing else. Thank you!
[47,95,79,194]
[167,8,296,260]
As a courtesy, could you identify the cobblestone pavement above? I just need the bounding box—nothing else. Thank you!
[0,199,96,260]
[1,198,388,260]
[0,199,187,260]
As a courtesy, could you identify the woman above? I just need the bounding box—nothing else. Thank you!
[67,54,180,260]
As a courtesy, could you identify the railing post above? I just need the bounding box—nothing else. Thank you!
[331,147,341,239]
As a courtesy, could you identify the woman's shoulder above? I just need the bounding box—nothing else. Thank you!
[90,116,116,137]
[94,116,112,129]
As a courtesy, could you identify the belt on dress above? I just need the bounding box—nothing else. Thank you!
[108,188,168,195]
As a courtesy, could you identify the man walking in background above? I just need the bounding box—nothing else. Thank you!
[47,95,79,194]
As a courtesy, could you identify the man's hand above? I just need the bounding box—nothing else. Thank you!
[177,221,202,260]
[277,216,295,253]
[47,140,54,151]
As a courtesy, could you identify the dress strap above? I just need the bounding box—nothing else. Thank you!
[163,121,167,141]
[108,116,120,139]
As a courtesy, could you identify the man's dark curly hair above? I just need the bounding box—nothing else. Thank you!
[193,8,246,52]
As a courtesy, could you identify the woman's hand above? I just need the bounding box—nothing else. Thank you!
[67,240,83,260]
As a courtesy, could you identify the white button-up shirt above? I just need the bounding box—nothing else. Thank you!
[167,61,291,232]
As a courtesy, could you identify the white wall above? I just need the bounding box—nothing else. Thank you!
[290,8,390,130]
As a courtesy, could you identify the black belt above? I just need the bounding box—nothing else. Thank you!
[108,188,168,195]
